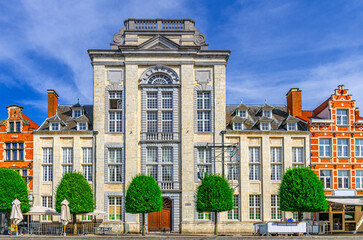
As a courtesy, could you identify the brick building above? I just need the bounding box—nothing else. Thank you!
[288,85,363,232]
[0,104,39,201]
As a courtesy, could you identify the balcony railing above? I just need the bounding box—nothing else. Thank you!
[141,132,179,141]
[159,182,174,190]
[124,19,194,31]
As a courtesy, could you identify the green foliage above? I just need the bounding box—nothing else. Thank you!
[55,172,94,214]
[196,174,234,213]
[279,167,328,213]
[125,174,162,214]
[0,168,30,213]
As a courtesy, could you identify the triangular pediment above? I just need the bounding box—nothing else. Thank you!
[139,35,180,50]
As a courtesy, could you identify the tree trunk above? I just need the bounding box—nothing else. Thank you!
[298,212,302,222]
[73,213,77,235]
[214,212,218,235]
[142,213,145,236]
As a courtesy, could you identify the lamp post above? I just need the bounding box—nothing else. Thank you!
[220,130,226,178]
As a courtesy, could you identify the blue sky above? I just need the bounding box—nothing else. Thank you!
[1,0,363,124]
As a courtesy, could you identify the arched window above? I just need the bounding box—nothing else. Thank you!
[148,74,172,84]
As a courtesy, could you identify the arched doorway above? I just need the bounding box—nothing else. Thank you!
[148,198,172,232]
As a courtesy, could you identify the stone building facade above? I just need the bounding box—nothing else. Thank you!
[0,105,39,199]
[224,103,311,232]
[288,85,363,232]
[88,18,229,233]
[32,90,96,221]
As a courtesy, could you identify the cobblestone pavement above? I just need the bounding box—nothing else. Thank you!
[2,234,363,240]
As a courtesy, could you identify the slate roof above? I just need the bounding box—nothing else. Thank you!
[38,104,93,131]
[226,104,308,132]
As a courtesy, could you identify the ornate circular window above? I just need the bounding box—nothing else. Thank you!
[148,74,172,84]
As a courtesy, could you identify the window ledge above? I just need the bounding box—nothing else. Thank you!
[319,157,332,159]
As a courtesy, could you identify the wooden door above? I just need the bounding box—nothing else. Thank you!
[148,198,172,231]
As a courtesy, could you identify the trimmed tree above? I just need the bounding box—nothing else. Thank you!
[55,172,94,235]
[279,167,328,221]
[0,168,30,213]
[125,174,162,236]
[196,174,234,235]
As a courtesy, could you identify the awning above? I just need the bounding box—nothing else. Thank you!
[327,198,363,206]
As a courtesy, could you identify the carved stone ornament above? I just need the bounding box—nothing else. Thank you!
[0,120,5,126]
[140,65,179,84]
[194,33,206,46]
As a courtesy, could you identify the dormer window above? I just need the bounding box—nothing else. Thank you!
[233,122,243,130]
[77,122,88,131]
[337,109,348,125]
[50,122,60,131]
[263,110,272,118]
[287,123,297,131]
[73,110,82,118]
[239,110,247,118]
[261,122,270,131]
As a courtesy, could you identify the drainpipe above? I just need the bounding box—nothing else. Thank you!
[93,131,98,210]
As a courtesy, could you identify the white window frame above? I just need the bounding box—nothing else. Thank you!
[228,195,239,220]
[42,196,53,221]
[227,163,239,181]
[108,196,122,221]
[249,195,261,220]
[147,111,158,132]
[292,147,304,163]
[42,148,53,182]
[197,111,211,132]
[271,164,282,181]
[337,139,349,157]
[261,122,270,131]
[239,110,247,118]
[263,110,272,118]
[356,139,363,157]
[320,170,332,189]
[287,122,297,131]
[197,148,212,180]
[77,122,88,131]
[146,165,158,180]
[161,92,173,109]
[338,170,349,189]
[319,138,331,157]
[233,122,243,130]
[337,109,348,125]
[109,111,122,133]
[196,92,211,132]
[162,111,173,132]
[108,149,122,182]
[356,170,363,189]
[73,109,82,118]
[49,122,60,131]
[197,212,211,221]
[271,195,282,220]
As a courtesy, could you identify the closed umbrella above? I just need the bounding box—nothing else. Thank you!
[60,199,71,236]
[10,199,23,235]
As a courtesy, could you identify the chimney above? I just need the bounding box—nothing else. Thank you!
[286,88,302,117]
[47,89,59,118]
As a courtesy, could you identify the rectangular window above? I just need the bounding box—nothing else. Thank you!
[227,164,239,181]
[263,110,272,118]
[356,139,363,157]
[228,195,239,220]
[197,111,211,132]
[147,92,158,109]
[73,110,82,118]
[50,122,59,131]
[43,148,53,163]
[292,147,303,163]
[249,164,260,181]
[42,196,53,221]
[319,139,331,157]
[62,165,73,175]
[239,110,247,118]
[197,212,211,220]
[82,148,93,163]
[147,112,158,132]
[162,112,173,132]
[147,147,158,162]
[249,195,261,220]
[109,91,122,110]
[337,109,348,125]
[109,112,122,132]
[10,122,14,132]
[233,122,242,130]
[146,165,158,180]
[5,142,24,161]
[320,170,332,189]
[162,147,173,162]
[249,147,260,163]
[108,149,122,182]
[287,122,297,131]
[161,165,173,182]
[271,195,282,220]
[356,170,363,189]
[338,170,349,189]
[337,139,349,157]
[197,92,210,110]
[62,148,73,164]
[261,122,270,131]
[271,147,282,163]
[271,164,282,181]
[83,165,93,181]
[16,122,21,132]
[82,215,93,221]
[77,122,87,131]
[162,92,173,109]
[197,148,212,180]
[42,165,53,182]
[108,196,122,221]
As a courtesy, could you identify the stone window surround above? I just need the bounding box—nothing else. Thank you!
[104,191,124,222]
[194,142,215,183]
[105,84,124,134]
[104,143,124,184]
[194,85,214,133]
